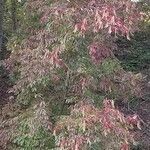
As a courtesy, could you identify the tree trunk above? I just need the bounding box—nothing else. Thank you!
[11,0,17,31]
[0,0,4,51]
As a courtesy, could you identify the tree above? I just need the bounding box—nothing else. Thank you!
[1,0,145,149]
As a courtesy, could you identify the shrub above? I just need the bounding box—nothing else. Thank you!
[3,0,144,149]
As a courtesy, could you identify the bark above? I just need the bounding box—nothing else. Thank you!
[11,0,17,31]
[0,0,4,51]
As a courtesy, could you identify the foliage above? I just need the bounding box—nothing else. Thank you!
[54,99,140,150]
[116,31,150,72]
[1,0,147,150]
[12,107,54,150]
[116,0,150,72]
[0,101,54,150]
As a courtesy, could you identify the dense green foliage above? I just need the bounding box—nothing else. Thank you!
[117,31,150,72]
